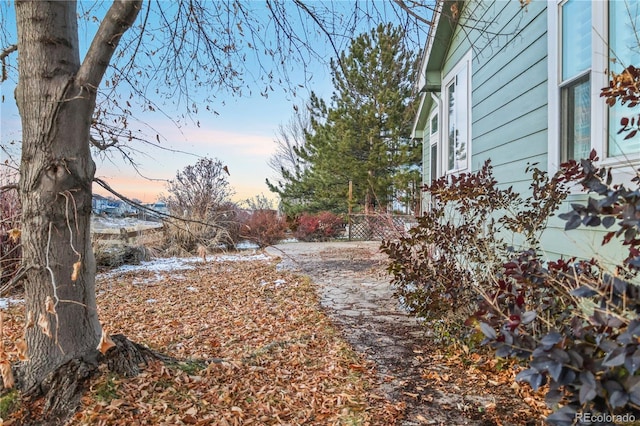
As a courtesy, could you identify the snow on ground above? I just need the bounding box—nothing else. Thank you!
[98,253,272,285]
[0,298,23,309]
[2,253,274,308]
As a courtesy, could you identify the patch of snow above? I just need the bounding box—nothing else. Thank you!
[279,238,298,244]
[146,299,157,304]
[98,257,202,279]
[261,278,287,288]
[186,286,198,292]
[235,241,260,250]
[273,279,287,287]
[97,254,272,284]
[0,298,24,309]
[214,254,271,263]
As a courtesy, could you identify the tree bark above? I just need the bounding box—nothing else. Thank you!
[13,0,141,393]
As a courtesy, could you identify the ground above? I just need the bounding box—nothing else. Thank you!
[266,241,548,426]
[1,241,547,425]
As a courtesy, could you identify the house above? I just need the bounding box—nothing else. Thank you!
[91,194,109,214]
[92,194,138,216]
[139,201,169,221]
[412,0,640,263]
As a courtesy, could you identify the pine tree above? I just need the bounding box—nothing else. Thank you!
[272,23,420,215]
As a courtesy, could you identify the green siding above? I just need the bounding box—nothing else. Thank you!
[415,0,626,267]
[473,104,547,158]
[542,194,626,264]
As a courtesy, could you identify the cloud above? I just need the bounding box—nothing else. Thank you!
[94,124,277,203]
[148,121,276,156]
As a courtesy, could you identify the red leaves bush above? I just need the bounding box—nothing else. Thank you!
[294,212,345,242]
[241,209,288,248]
[384,153,640,424]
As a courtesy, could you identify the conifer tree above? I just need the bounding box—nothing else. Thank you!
[270,23,419,214]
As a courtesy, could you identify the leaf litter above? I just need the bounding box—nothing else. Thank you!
[0,250,549,425]
[2,253,401,425]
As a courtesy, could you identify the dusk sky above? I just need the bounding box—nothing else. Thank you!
[2,78,327,203]
[1,1,407,204]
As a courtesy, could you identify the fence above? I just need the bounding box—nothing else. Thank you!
[346,214,418,241]
[91,224,163,245]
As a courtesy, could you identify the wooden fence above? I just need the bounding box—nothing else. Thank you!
[91,224,163,245]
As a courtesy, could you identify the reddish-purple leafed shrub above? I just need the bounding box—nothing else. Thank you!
[241,209,288,248]
[294,211,345,242]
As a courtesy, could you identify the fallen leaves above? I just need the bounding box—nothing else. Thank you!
[97,328,116,355]
[61,256,399,425]
[0,251,550,424]
[0,313,14,389]
[418,348,549,423]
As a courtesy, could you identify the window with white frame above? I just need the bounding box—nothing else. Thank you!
[442,51,472,174]
[429,111,439,182]
[550,0,640,172]
[608,0,640,158]
[560,0,591,162]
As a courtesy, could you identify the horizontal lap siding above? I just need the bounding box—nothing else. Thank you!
[541,194,625,265]
[469,1,548,182]
[427,0,623,266]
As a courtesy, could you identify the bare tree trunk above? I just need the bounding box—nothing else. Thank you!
[16,0,99,391]
[13,0,142,410]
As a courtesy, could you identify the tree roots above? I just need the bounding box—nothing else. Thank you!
[17,334,173,425]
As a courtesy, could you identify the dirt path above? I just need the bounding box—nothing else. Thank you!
[266,241,544,426]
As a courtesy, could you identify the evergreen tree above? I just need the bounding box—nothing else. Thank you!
[270,23,420,215]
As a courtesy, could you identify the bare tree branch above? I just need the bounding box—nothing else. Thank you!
[0,184,18,193]
[76,0,143,93]
[0,43,17,82]
[392,0,435,26]
[291,0,345,73]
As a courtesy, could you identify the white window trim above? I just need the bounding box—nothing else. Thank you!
[548,0,639,181]
[429,107,440,181]
[441,49,472,175]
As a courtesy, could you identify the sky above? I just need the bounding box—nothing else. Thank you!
[0,1,369,204]
[2,79,320,203]
[0,1,427,204]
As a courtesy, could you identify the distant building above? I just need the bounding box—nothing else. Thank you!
[92,195,138,216]
[91,194,109,214]
[139,201,169,220]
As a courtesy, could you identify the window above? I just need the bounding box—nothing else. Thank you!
[430,112,439,182]
[608,0,640,158]
[560,0,591,162]
[549,0,640,173]
[442,51,471,174]
[561,74,591,162]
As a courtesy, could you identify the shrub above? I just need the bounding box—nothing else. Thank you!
[0,171,20,289]
[240,209,287,248]
[294,211,345,242]
[473,154,640,425]
[161,158,237,254]
[386,152,640,424]
[161,218,233,255]
[382,159,569,323]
